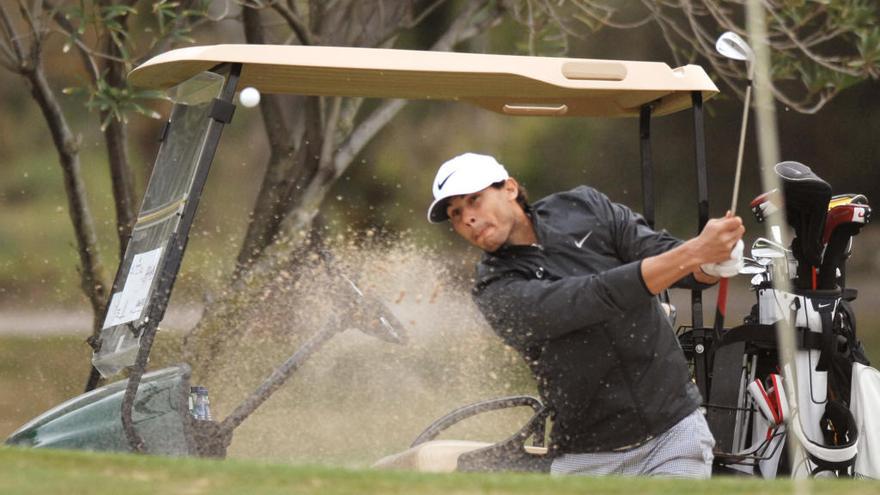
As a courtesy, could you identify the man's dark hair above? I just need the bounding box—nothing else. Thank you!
[491,180,530,211]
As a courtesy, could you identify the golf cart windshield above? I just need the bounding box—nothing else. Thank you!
[92,72,226,377]
[7,365,196,454]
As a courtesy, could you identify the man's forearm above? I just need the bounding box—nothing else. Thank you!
[641,239,718,294]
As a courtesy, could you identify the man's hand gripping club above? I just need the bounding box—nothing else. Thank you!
[641,213,745,294]
[700,240,744,278]
[698,212,745,279]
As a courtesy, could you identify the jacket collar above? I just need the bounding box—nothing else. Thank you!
[488,203,565,257]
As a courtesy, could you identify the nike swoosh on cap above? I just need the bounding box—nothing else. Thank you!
[437,171,455,190]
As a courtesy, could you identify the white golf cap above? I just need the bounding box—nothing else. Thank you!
[427,153,509,223]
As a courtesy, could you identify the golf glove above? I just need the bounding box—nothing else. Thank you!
[701,240,744,278]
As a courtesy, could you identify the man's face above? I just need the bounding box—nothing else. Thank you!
[446,179,520,252]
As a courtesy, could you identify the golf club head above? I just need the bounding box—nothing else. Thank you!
[340,274,407,345]
[822,203,870,244]
[715,31,754,62]
[828,193,868,209]
[818,200,871,289]
[775,161,833,271]
[753,236,788,249]
[752,248,785,260]
[741,258,767,274]
[750,189,782,223]
[827,194,869,255]
[752,237,789,254]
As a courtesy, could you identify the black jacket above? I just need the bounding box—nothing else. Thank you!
[473,186,707,453]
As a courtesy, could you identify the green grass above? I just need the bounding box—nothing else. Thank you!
[2,446,879,495]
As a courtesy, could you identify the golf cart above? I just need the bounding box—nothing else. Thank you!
[6,43,874,477]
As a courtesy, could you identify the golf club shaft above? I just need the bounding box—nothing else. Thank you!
[714,82,752,337]
[730,84,752,214]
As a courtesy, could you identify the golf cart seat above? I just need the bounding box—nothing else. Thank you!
[374,395,553,473]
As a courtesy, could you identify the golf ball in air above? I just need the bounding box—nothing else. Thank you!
[239,87,260,107]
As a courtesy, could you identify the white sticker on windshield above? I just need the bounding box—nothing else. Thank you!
[102,247,164,329]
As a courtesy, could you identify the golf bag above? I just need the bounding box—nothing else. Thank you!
[702,161,878,478]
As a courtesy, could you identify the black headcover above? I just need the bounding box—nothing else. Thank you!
[775,161,832,270]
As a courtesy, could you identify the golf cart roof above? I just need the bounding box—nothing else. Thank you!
[129,44,718,118]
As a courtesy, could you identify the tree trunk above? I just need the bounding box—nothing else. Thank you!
[233,6,316,277]
[234,95,323,276]
[103,116,134,258]
[272,0,499,243]
[99,1,137,258]
[26,65,108,337]
[183,0,502,370]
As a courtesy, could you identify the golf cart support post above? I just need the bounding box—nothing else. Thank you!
[90,45,719,454]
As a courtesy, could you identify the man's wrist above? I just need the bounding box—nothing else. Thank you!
[681,239,707,272]
[695,265,720,283]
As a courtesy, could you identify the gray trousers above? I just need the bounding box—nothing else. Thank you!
[550,409,715,478]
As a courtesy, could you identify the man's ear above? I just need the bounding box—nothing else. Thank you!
[505,178,519,199]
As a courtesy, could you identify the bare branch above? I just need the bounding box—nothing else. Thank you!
[437,0,502,49]
[769,80,834,114]
[372,0,451,47]
[0,51,16,70]
[800,26,847,49]
[257,0,502,250]
[527,0,536,54]
[406,0,447,29]
[333,99,406,178]
[680,0,724,62]
[44,24,128,63]
[271,1,314,44]
[701,0,745,36]
[639,0,683,67]
[43,0,99,84]
[540,1,586,41]
[0,1,27,67]
[26,57,108,336]
[142,0,216,62]
[17,0,39,32]
[337,96,364,137]
[570,1,652,30]
[0,27,18,69]
[334,0,501,176]
[322,96,342,147]
[524,0,876,113]
[318,0,411,48]
[17,0,42,63]
[763,0,862,77]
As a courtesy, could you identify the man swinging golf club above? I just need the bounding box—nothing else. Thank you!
[428,153,745,478]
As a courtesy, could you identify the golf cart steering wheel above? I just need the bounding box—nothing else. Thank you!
[411,395,548,448]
